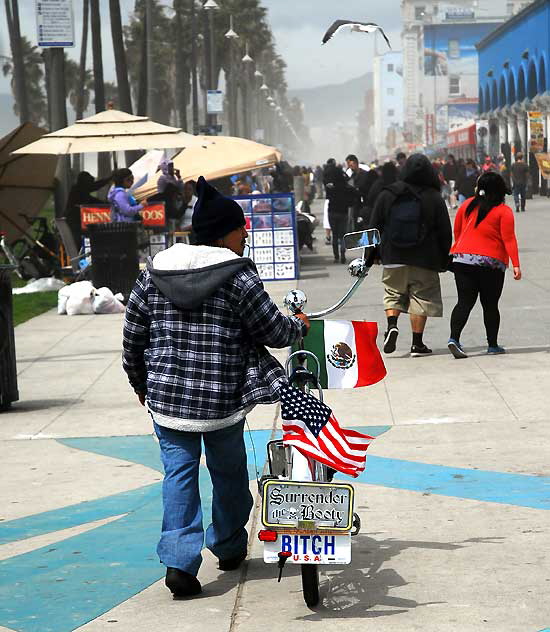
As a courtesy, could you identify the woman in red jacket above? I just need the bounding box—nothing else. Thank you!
[448,172,521,358]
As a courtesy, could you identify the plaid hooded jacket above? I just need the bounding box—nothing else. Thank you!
[122,243,305,431]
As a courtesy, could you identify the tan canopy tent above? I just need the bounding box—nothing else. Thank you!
[11,110,212,155]
[0,123,58,242]
[135,135,282,200]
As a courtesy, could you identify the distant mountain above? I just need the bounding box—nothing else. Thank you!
[288,73,373,163]
[0,93,20,136]
[289,72,373,129]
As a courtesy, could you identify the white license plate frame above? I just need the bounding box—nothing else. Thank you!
[261,479,354,531]
[263,533,351,565]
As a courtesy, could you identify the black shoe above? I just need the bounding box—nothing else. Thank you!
[515,208,520,213]
[165,568,202,597]
[218,552,247,571]
[410,344,433,357]
[340,255,347,264]
[383,327,399,354]
[333,256,339,263]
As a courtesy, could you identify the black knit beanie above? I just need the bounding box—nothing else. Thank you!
[192,176,246,244]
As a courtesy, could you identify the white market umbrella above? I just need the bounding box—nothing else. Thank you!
[128,149,165,192]
[11,110,212,155]
[135,135,282,200]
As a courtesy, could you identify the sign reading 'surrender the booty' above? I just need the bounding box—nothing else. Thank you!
[36,0,75,48]
[262,480,354,531]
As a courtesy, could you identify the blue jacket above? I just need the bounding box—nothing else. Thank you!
[108,187,143,222]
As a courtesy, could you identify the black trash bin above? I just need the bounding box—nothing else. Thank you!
[88,222,140,297]
[0,265,18,411]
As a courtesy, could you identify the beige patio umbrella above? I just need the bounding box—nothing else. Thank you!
[135,135,282,200]
[0,123,57,242]
[11,109,212,155]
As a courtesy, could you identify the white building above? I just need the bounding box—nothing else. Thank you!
[373,51,404,157]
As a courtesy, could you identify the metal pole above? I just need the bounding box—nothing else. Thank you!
[146,0,154,117]
[209,9,216,131]
[45,48,70,218]
[190,0,199,134]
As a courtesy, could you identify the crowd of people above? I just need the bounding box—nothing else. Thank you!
[64,149,523,360]
[318,151,522,359]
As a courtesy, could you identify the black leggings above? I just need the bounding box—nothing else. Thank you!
[450,263,505,347]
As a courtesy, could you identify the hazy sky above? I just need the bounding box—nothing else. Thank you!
[0,0,403,93]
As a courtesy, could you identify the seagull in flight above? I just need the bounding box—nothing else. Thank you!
[322,20,392,48]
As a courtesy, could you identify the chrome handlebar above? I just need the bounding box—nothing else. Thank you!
[284,255,371,319]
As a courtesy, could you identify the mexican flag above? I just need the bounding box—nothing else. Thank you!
[293,320,386,389]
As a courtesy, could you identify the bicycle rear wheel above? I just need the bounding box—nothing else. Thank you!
[301,565,320,607]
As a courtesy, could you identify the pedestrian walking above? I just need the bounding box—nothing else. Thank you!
[454,159,479,205]
[482,155,497,173]
[369,154,452,357]
[122,177,309,597]
[364,161,398,226]
[442,154,458,209]
[346,154,378,229]
[324,164,358,263]
[108,168,143,222]
[314,165,324,198]
[511,152,529,212]
[395,152,407,176]
[447,172,521,358]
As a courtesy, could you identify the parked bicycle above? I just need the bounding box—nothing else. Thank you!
[257,228,381,607]
[0,214,90,281]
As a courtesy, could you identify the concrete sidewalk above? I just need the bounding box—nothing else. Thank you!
[1,196,549,632]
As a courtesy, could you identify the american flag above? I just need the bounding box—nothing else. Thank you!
[280,384,374,478]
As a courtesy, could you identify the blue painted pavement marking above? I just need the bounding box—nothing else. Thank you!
[0,427,549,632]
[347,455,550,511]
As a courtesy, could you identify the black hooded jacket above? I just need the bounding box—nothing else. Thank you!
[324,166,358,216]
[369,154,452,271]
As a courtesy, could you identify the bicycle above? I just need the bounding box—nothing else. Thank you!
[257,228,381,607]
[1,214,91,282]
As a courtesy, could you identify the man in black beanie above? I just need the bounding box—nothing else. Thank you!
[123,176,309,598]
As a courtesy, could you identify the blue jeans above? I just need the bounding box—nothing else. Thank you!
[513,183,526,210]
[153,420,253,576]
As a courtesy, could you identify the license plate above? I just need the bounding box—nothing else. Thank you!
[262,480,354,531]
[263,533,351,564]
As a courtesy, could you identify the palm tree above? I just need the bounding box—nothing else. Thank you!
[90,0,105,113]
[4,0,29,122]
[90,0,110,174]
[109,0,133,114]
[174,0,190,130]
[2,37,47,125]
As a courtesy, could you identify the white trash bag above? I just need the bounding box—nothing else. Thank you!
[62,281,96,316]
[92,287,125,314]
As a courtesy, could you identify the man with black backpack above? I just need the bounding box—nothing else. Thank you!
[369,154,452,357]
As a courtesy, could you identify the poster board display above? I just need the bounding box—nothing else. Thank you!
[232,193,299,282]
[534,153,550,179]
[529,112,545,153]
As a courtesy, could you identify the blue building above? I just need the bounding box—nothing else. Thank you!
[477,0,550,179]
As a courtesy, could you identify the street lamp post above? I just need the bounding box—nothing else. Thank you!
[224,15,239,136]
[242,43,254,139]
[260,82,269,142]
[254,69,263,141]
[203,0,219,132]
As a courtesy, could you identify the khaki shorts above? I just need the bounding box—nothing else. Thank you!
[382,266,443,317]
